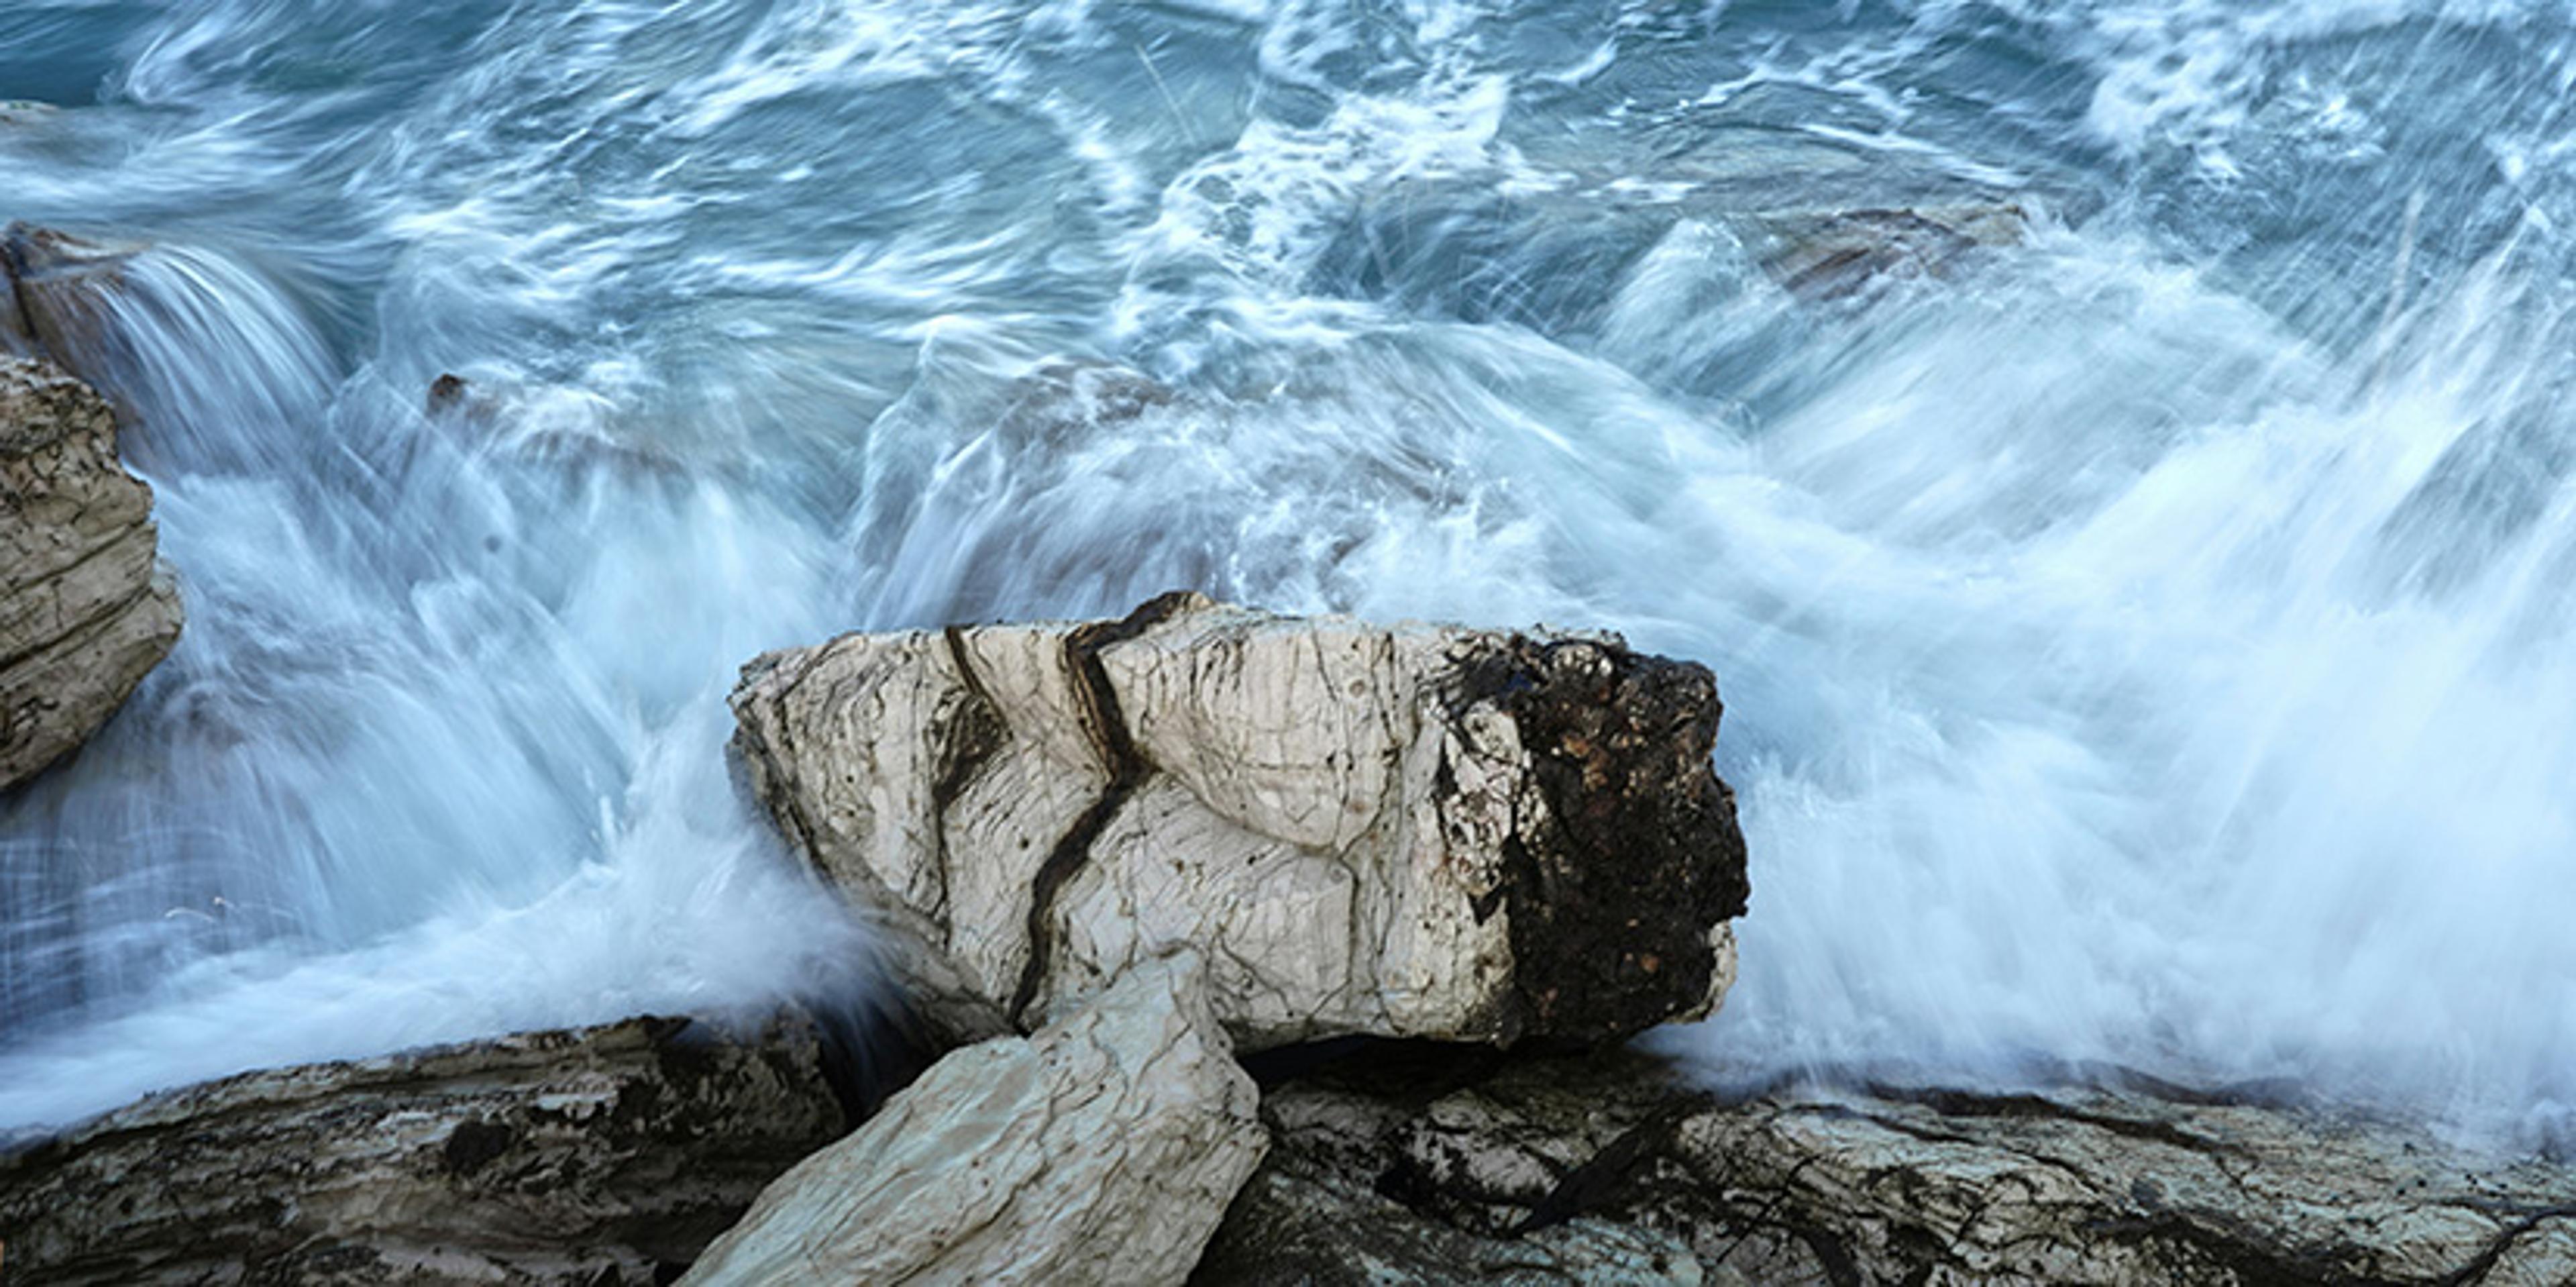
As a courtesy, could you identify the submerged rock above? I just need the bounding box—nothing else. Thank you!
[0,354,180,790]
[1206,1044,2576,1286]
[1749,203,2029,302]
[682,954,1265,1287]
[729,593,1748,1052]
[0,1014,847,1286]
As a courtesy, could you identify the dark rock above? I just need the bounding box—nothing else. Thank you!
[1207,1045,2576,1285]
[0,1014,848,1286]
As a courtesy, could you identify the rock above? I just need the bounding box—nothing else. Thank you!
[1195,1159,1707,1286]
[729,593,1748,1052]
[1216,1044,2576,1286]
[0,223,143,387]
[1748,203,2029,302]
[682,953,1267,1287]
[0,1013,848,1286]
[0,354,180,790]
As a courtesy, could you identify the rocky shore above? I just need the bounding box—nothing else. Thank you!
[5,581,2573,1284]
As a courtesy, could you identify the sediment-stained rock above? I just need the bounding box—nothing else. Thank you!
[682,954,1266,1287]
[0,1014,847,1286]
[1215,1044,2576,1286]
[0,354,180,790]
[729,593,1748,1051]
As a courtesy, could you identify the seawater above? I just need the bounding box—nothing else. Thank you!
[3,0,2574,1145]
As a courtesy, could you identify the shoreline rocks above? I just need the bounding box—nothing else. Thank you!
[0,1013,849,1286]
[1202,1043,2576,1286]
[0,353,180,790]
[729,593,1749,1054]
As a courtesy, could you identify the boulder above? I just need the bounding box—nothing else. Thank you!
[0,223,142,386]
[729,593,1749,1052]
[681,954,1266,1287]
[0,354,180,790]
[1208,1044,2576,1286]
[0,1014,848,1286]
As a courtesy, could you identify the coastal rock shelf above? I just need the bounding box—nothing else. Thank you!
[729,592,1752,1053]
[0,353,180,790]
[1202,1045,2576,1286]
[0,1015,847,1286]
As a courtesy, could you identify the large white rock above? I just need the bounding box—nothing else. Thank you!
[730,593,1748,1052]
[680,954,1267,1287]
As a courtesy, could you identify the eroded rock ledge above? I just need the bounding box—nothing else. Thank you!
[729,593,1750,1054]
[0,352,180,790]
[1199,1045,2576,1286]
[0,1014,847,1286]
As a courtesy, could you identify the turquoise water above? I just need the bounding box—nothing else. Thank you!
[3,0,2574,1143]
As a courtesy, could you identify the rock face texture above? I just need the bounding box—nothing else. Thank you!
[0,353,180,790]
[0,1015,847,1286]
[729,593,1749,1052]
[682,954,1266,1287]
[1201,1045,2576,1286]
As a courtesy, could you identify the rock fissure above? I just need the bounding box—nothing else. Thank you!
[1006,592,1197,1030]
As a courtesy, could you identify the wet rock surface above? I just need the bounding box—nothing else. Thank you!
[729,593,1749,1052]
[0,1014,847,1286]
[682,954,1265,1287]
[1203,1044,2576,1286]
[0,354,180,790]
[0,223,144,389]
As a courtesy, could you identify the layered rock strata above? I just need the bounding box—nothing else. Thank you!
[1201,1045,2576,1286]
[729,592,1750,1052]
[682,954,1266,1286]
[0,1015,847,1286]
[0,353,180,789]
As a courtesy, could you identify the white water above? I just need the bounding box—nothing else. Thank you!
[3,0,2575,1145]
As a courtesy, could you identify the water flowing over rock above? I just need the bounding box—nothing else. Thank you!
[0,223,142,389]
[681,954,1266,1287]
[1203,1045,2576,1286]
[0,1014,847,1286]
[729,593,1750,1052]
[0,354,180,790]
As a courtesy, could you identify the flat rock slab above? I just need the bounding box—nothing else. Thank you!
[730,593,1748,1053]
[1212,1045,2576,1286]
[682,954,1266,1287]
[0,353,179,790]
[0,1015,847,1286]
